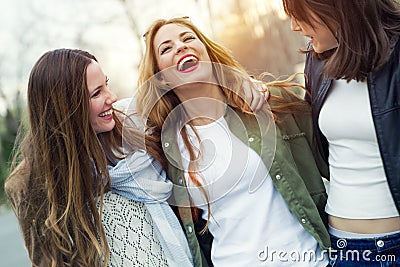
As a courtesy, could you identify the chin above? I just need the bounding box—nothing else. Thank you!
[95,121,116,134]
[314,43,338,54]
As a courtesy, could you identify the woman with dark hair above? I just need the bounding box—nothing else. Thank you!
[283,0,400,265]
[5,48,192,267]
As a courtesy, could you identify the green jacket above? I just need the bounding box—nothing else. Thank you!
[163,88,330,267]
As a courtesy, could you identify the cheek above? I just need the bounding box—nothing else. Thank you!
[300,23,315,35]
[321,31,337,48]
[157,56,170,72]
[89,102,99,125]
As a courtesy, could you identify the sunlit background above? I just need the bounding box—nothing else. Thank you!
[0,0,305,111]
[0,0,305,265]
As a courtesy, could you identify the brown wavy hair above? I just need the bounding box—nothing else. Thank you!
[7,49,160,266]
[282,0,400,81]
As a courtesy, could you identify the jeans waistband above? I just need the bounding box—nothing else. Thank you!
[330,230,400,252]
[329,225,400,239]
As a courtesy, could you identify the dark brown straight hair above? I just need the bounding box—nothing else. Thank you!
[283,0,400,81]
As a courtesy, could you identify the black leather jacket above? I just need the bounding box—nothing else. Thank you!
[304,37,400,213]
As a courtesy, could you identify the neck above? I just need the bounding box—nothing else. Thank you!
[174,83,226,126]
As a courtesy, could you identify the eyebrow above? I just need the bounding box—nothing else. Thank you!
[90,76,108,94]
[157,31,194,52]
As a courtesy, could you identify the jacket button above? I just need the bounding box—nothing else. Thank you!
[187,226,193,233]
[164,142,170,148]
[275,174,281,180]
[178,178,183,185]
[248,137,254,142]
[301,218,307,224]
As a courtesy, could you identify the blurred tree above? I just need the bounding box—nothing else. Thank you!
[210,0,305,80]
[117,0,144,53]
[0,90,24,205]
[0,0,42,205]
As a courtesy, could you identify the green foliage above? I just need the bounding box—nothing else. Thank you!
[0,92,24,205]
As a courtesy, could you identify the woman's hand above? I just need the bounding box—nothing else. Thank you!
[242,78,270,111]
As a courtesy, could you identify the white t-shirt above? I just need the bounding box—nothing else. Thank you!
[320,79,399,219]
[178,117,327,266]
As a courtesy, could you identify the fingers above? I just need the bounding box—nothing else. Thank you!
[254,93,265,111]
[249,79,269,112]
[251,86,264,112]
[241,78,270,112]
[263,87,270,101]
[242,80,253,109]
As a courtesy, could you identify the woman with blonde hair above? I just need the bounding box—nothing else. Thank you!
[5,48,192,267]
[132,17,331,266]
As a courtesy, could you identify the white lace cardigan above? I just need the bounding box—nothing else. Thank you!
[98,192,169,266]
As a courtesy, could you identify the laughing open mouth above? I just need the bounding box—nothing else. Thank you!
[177,55,199,72]
[99,109,113,117]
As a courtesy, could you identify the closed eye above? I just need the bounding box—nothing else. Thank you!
[91,90,101,98]
[161,45,171,55]
[183,35,196,42]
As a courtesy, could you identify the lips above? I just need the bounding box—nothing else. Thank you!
[99,108,113,118]
[177,54,199,72]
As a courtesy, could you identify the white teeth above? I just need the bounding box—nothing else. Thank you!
[178,56,198,71]
[99,110,113,117]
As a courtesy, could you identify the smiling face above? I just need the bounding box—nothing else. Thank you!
[290,13,338,53]
[153,23,213,87]
[86,60,117,134]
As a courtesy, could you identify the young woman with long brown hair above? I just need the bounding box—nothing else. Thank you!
[5,48,192,267]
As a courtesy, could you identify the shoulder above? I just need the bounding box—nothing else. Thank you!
[113,97,145,131]
[113,97,135,112]
[268,85,305,100]
[390,36,400,63]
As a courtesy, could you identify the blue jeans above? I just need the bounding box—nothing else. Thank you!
[328,232,400,266]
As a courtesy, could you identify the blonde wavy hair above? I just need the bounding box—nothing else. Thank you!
[136,17,309,225]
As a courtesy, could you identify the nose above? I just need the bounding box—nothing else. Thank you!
[176,41,188,54]
[290,18,301,32]
[105,88,117,105]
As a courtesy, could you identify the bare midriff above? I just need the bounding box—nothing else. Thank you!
[329,215,400,234]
